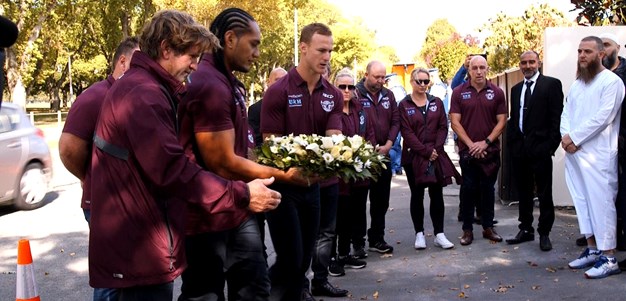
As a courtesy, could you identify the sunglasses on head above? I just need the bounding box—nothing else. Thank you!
[338,84,356,91]
[415,79,430,85]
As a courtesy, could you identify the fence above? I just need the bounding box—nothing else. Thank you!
[28,111,69,127]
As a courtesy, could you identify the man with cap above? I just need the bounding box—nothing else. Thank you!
[599,33,626,270]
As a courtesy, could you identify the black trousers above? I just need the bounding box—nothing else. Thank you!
[367,162,392,243]
[512,155,555,235]
[405,164,445,235]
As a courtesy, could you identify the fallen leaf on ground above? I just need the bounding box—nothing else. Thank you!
[373,291,379,299]
[458,292,467,298]
[532,285,541,290]
[546,267,557,273]
[449,287,459,291]
[527,261,538,267]
[464,284,470,289]
[376,279,383,283]
[437,274,446,277]
[381,253,393,258]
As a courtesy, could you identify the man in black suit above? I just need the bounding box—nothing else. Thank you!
[505,50,563,251]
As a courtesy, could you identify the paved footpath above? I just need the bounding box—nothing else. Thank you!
[1,125,625,300]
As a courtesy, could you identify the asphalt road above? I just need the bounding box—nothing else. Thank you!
[2,125,626,300]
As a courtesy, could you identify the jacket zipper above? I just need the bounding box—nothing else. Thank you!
[162,200,174,271]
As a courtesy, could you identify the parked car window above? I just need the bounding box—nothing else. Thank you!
[0,108,17,133]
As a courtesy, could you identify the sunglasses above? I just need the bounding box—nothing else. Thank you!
[337,84,356,91]
[415,79,430,85]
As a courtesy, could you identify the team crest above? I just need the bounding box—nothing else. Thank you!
[429,105,437,112]
[321,100,335,112]
[486,90,495,101]
[248,130,255,144]
[382,100,390,109]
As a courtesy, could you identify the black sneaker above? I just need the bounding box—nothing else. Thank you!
[328,258,345,277]
[619,259,626,271]
[352,245,368,259]
[339,255,366,269]
[368,240,394,254]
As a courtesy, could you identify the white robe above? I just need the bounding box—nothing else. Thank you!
[560,69,625,251]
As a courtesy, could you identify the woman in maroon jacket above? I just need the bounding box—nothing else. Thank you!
[330,68,375,276]
[399,68,460,251]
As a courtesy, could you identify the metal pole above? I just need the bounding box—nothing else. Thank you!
[68,55,73,106]
[294,8,298,66]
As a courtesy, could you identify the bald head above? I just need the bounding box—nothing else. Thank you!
[468,55,488,88]
[267,67,287,89]
[364,60,386,93]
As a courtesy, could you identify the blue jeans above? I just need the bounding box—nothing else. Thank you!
[311,184,339,285]
[266,183,320,300]
[84,209,120,301]
[178,216,269,301]
[389,134,402,172]
[459,157,498,231]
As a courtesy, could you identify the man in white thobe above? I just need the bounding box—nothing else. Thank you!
[561,36,626,279]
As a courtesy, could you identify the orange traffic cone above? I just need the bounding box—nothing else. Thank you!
[16,239,40,301]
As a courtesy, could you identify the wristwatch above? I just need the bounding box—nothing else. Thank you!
[485,138,493,145]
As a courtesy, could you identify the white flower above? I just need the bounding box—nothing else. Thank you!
[323,153,334,164]
[364,159,372,168]
[306,143,321,155]
[331,134,346,144]
[354,161,363,172]
[270,146,279,154]
[293,135,308,147]
[320,136,334,149]
[348,135,363,150]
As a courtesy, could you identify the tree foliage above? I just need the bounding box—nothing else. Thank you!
[417,19,481,81]
[481,3,574,74]
[3,0,381,106]
[571,0,626,25]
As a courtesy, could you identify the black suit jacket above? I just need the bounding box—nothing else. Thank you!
[506,74,563,158]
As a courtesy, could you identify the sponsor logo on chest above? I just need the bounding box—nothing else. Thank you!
[288,94,303,107]
[320,92,336,112]
[461,91,472,100]
[406,108,416,116]
[485,89,495,101]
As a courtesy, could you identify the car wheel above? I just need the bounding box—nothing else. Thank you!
[13,163,48,210]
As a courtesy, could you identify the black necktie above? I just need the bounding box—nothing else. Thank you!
[524,80,533,107]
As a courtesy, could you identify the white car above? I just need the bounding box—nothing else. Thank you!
[0,103,52,210]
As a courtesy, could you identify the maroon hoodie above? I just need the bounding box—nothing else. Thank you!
[89,51,249,288]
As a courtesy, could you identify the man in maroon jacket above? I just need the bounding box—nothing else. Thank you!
[88,10,281,300]
[177,8,307,301]
[355,60,400,255]
[59,36,139,301]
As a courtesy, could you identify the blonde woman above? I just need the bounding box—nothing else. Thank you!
[398,68,460,250]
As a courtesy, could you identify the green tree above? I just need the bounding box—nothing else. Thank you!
[481,3,573,74]
[419,19,457,67]
[571,0,626,25]
[331,17,376,75]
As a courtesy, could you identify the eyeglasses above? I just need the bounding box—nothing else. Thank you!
[337,84,356,91]
[415,79,430,86]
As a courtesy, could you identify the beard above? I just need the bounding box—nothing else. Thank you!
[602,50,618,70]
[577,56,603,83]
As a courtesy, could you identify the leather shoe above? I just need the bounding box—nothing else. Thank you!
[506,230,535,245]
[460,230,473,245]
[311,280,348,297]
[482,227,503,242]
[540,235,552,251]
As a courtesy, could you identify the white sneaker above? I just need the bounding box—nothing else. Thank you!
[584,256,621,279]
[569,248,602,269]
[434,233,455,249]
[414,232,426,250]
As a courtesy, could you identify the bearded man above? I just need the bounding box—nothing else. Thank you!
[561,36,625,279]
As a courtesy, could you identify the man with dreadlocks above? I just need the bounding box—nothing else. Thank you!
[261,23,343,301]
[178,7,308,301]
[88,10,281,300]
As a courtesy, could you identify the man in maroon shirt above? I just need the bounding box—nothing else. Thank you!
[177,8,307,301]
[88,10,281,300]
[261,23,343,301]
[355,60,400,255]
[59,36,138,301]
[450,55,507,246]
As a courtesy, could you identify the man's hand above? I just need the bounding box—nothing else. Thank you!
[469,140,488,158]
[247,177,281,213]
[561,134,579,153]
[376,141,393,155]
[284,167,311,187]
[429,149,438,161]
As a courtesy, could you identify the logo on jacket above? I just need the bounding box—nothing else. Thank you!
[407,108,416,116]
[248,130,255,144]
[321,100,335,112]
[486,90,495,101]
[288,96,303,107]
[322,92,334,99]
[361,100,371,108]
[429,105,437,112]
[382,100,390,109]
[359,114,365,125]
[461,92,471,100]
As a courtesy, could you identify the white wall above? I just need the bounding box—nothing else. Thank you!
[544,26,626,206]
